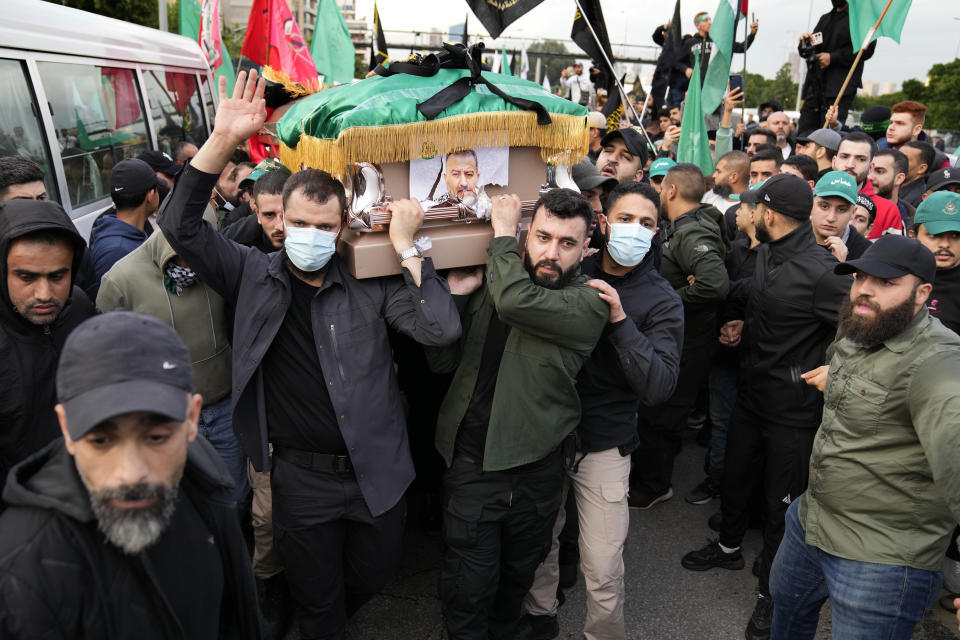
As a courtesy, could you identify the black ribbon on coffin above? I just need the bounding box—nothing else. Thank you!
[374,43,552,125]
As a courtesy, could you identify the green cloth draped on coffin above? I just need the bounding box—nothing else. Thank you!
[277,69,589,176]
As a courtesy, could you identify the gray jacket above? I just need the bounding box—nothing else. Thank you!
[158,165,461,516]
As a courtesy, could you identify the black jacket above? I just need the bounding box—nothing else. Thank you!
[715,236,759,368]
[222,211,277,254]
[929,265,960,336]
[577,249,684,453]
[800,5,876,99]
[0,439,260,639]
[843,226,871,260]
[0,200,96,492]
[728,221,849,428]
[159,165,461,516]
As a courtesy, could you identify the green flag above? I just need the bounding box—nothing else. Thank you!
[501,45,511,76]
[677,55,713,176]
[700,0,737,114]
[848,0,913,48]
[179,0,235,95]
[311,0,356,85]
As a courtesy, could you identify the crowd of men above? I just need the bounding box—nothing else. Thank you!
[1,2,960,640]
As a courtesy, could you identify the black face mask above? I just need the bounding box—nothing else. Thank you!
[831,0,847,9]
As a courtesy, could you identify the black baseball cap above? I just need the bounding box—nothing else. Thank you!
[925,167,960,193]
[835,234,936,284]
[600,127,649,168]
[57,312,194,440]
[110,158,163,195]
[571,159,617,192]
[137,150,181,179]
[738,173,813,220]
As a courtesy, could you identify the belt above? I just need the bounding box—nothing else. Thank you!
[274,447,353,474]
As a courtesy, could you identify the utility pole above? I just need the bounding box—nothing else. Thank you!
[158,0,168,32]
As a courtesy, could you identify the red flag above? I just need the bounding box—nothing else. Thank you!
[241,0,319,89]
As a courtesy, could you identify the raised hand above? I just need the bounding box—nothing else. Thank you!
[387,198,425,252]
[491,194,523,238]
[214,70,267,145]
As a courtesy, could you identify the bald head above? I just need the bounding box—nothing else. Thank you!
[719,151,749,189]
[767,111,791,141]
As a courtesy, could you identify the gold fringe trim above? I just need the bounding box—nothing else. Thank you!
[261,66,321,96]
[279,111,589,176]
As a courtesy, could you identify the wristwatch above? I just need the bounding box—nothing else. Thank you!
[396,245,423,262]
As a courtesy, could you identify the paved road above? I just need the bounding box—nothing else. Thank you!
[318,429,960,639]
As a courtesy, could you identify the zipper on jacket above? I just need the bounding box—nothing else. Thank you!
[329,323,347,381]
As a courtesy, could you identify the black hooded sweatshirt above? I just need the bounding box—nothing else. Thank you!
[0,200,96,492]
[0,438,260,639]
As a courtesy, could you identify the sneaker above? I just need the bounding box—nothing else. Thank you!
[686,477,720,505]
[681,538,745,571]
[628,487,673,510]
[744,593,774,640]
[515,613,559,640]
[708,511,723,532]
[687,410,707,429]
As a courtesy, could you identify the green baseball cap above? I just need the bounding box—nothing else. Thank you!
[649,157,676,178]
[730,179,765,201]
[813,170,858,205]
[240,158,291,189]
[915,191,960,235]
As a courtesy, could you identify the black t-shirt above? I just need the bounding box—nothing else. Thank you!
[455,311,511,462]
[929,265,960,336]
[145,488,223,640]
[263,275,346,453]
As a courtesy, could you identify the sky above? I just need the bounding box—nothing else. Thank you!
[351,0,957,89]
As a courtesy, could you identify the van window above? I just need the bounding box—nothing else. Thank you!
[143,70,208,156]
[0,59,59,202]
[36,61,149,209]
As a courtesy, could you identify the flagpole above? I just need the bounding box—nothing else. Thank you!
[740,12,748,130]
[822,0,894,127]
[571,0,656,153]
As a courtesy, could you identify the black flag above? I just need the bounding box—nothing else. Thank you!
[651,0,683,111]
[571,0,614,73]
[369,2,389,71]
[462,12,469,45]
[601,74,627,133]
[466,0,546,39]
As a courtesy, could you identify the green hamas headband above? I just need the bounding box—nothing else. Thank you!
[859,119,890,133]
[695,14,711,25]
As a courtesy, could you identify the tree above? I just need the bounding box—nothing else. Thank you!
[742,63,798,110]
[54,0,158,28]
[922,59,960,129]
[850,58,959,130]
[529,40,576,90]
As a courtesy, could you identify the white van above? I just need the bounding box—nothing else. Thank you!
[0,0,216,237]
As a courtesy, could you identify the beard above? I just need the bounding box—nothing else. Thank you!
[713,181,733,198]
[15,298,64,326]
[80,473,181,555]
[872,179,893,199]
[838,290,917,348]
[754,215,772,244]
[523,251,579,290]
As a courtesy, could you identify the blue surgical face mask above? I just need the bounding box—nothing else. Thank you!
[283,225,339,272]
[606,223,655,267]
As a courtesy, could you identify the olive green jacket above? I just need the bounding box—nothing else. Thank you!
[428,236,608,471]
[799,308,960,570]
[96,231,233,406]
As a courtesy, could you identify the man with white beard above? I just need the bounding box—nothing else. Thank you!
[0,312,259,639]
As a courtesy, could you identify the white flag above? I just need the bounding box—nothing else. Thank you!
[490,52,501,74]
[519,42,530,80]
[542,74,550,92]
